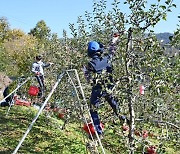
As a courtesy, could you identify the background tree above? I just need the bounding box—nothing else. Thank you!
[29,20,52,55]
[170,16,180,48]
[29,20,51,41]
[0,17,10,71]
[0,17,10,43]
[3,29,38,76]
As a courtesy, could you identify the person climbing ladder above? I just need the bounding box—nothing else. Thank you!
[83,33,126,137]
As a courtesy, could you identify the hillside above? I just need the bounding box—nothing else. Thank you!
[0,106,87,154]
[156,32,173,44]
[0,105,179,154]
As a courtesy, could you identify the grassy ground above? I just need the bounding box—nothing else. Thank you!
[0,106,179,154]
[0,106,87,154]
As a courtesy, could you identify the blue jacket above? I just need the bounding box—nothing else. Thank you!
[84,42,117,84]
[88,54,112,74]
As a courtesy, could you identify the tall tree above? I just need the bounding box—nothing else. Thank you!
[67,0,177,153]
[29,20,51,41]
[29,20,52,54]
[0,17,10,44]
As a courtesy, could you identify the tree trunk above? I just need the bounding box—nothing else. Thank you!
[128,89,135,154]
[125,28,135,154]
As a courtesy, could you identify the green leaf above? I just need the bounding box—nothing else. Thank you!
[167,9,172,12]
[160,5,166,10]
[172,4,176,8]
[151,4,156,7]
[165,0,171,5]
[162,14,167,20]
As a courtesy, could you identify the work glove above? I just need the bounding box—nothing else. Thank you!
[49,62,54,65]
[36,72,41,76]
[112,32,120,44]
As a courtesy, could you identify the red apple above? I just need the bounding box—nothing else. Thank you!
[142,130,148,138]
[113,32,120,37]
[134,130,141,136]
[147,145,156,154]
[58,113,64,119]
[122,125,129,131]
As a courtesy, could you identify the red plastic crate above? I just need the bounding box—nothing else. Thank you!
[28,86,39,96]
[15,99,31,107]
[83,122,104,135]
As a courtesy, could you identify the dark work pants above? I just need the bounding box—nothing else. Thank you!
[36,75,45,97]
[90,84,119,135]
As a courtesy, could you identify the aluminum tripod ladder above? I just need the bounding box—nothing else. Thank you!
[13,72,65,154]
[66,69,105,154]
[13,70,105,154]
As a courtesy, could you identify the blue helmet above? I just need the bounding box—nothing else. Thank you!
[87,41,104,57]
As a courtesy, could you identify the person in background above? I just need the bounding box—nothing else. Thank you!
[32,55,53,98]
[0,81,14,107]
[83,33,126,136]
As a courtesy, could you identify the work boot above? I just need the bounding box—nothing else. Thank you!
[119,115,126,124]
